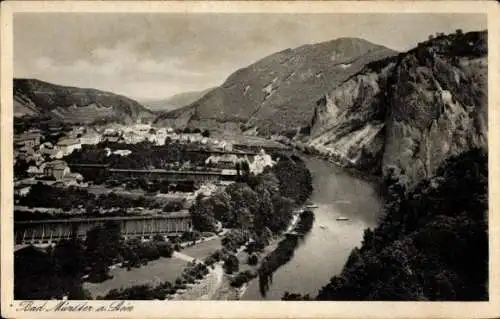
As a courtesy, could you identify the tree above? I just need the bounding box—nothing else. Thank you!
[190,196,217,232]
[253,190,274,235]
[223,254,239,274]
[84,222,122,282]
[248,253,259,266]
[14,159,30,179]
[156,241,174,258]
[201,130,210,137]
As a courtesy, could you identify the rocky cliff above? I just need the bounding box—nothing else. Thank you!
[299,30,487,186]
[14,78,154,124]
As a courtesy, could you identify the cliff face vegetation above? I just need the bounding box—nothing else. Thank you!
[302,30,487,186]
[316,148,488,301]
[14,78,154,124]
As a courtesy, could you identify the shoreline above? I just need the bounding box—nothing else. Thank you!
[218,208,309,300]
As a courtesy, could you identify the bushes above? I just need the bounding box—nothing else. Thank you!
[223,254,239,274]
[247,253,259,265]
[156,241,175,258]
[102,261,210,300]
[121,239,174,269]
[180,231,202,243]
[230,270,257,288]
[222,229,250,252]
[103,281,176,300]
[163,200,184,212]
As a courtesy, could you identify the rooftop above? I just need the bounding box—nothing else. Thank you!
[57,138,81,146]
[15,132,42,142]
[15,211,191,224]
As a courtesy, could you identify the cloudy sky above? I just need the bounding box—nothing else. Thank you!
[14,13,486,101]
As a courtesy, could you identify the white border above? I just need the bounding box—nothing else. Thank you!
[1,1,499,318]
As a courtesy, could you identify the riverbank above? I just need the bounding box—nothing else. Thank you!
[240,155,383,300]
[270,136,382,185]
[211,208,308,300]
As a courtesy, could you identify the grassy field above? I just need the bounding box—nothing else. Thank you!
[83,257,188,298]
[181,237,222,260]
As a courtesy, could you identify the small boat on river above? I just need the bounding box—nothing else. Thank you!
[320,225,327,230]
[336,217,349,221]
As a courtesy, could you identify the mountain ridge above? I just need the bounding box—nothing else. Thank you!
[14,78,154,125]
[155,37,398,134]
[142,87,215,113]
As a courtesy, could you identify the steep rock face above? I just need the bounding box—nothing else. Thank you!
[303,57,396,172]
[383,35,487,186]
[303,31,487,185]
[14,79,154,124]
[157,38,396,134]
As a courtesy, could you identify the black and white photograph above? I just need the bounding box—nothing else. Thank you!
[1,1,498,318]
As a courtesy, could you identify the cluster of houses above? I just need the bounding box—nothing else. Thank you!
[13,122,281,199]
[14,159,87,197]
[99,123,237,152]
[15,127,102,161]
[14,127,102,196]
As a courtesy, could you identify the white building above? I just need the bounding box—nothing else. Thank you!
[56,138,82,156]
[43,160,71,180]
[249,149,276,174]
[80,130,102,145]
[122,131,146,144]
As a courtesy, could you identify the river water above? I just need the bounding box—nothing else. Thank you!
[241,156,383,300]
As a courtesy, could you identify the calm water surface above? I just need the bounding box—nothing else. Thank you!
[241,157,383,300]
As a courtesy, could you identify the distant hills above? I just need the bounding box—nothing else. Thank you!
[155,37,397,134]
[142,88,215,113]
[13,78,154,125]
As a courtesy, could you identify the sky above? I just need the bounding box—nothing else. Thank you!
[14,13,486,101]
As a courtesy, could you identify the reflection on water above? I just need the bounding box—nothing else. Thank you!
[242,157,383,300]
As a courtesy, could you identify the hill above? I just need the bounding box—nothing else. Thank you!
[142,88,214,113]
[155,37,397,133]
[14,79,155,125]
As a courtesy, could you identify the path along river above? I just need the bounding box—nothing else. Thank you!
[241,156,383,300]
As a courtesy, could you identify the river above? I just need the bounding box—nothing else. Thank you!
[241,156,383,300]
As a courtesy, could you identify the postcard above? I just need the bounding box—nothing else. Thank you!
[1,1,499,318]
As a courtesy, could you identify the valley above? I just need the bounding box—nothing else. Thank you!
[13,29,488,302]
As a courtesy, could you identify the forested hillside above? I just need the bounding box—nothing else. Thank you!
[316,148,488,301]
